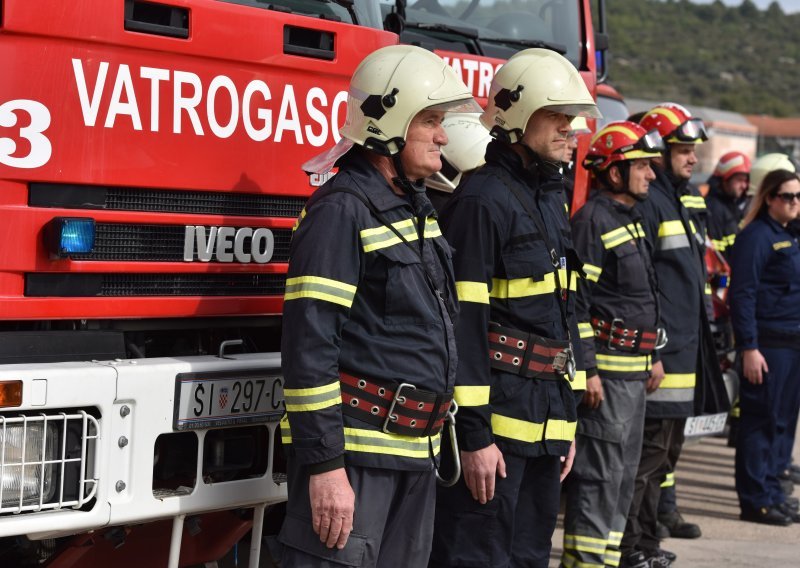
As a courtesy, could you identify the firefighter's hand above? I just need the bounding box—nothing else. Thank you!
[647,360,665,393]
[309,468,355,549]
[461,444,506,504]
[560,439,576,482]
[583,374,603,408]
[743,348,768,385]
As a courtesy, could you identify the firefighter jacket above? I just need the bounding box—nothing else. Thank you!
[439,140,585,459]
[280,151,458,473]
[635,166,708,418]
[571,192,660,382]
[729,213,800,350]
[706,178,746,258]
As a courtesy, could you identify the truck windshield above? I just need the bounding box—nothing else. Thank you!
[219,0,384,28]
[391,0,580,67]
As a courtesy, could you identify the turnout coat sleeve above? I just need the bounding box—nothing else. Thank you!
[280,196,362,469]
[570,213,603,377]
[440,195,498,452]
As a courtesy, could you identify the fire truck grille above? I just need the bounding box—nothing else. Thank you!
[68,224,292,262]
[29,183,307,218]
[25,274,287,297]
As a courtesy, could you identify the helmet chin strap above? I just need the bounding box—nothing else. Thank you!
[519,142,562,179]
[391,154,426,195]
[606,163,648,202]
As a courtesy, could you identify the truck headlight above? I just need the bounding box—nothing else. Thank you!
[1,422,58,509]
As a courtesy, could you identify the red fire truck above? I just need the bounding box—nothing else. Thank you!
[0,0,603,565]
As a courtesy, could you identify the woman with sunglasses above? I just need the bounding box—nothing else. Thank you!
[729,168,800,526]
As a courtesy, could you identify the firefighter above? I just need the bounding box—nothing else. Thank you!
[278,45,479,567]
[620,103,728,565]
[429,48,600,568]
[729,168,800,526]
[561,121,666,568]
[706,151,752,258]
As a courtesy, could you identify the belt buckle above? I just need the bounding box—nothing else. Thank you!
[607,318,624,350]
[655,327,669,350]
[552,345,576,382]
[382,382,417,433]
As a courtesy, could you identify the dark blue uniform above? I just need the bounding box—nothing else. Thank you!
[563,193,660,567]
[729,212,800,513]
[706,178,746,259]
[430,141,585,568]
[278,150,458,567]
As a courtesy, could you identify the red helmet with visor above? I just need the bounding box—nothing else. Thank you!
[583,121,665,172]
[639,102,708,145]
[713,151,751,181]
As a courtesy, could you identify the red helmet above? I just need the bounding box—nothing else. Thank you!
[713,151,751,181]
[583,121,665,172]
[639,102,708,145]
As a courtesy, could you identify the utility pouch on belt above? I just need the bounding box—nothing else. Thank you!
[339,371,454,438]
[488,323,576,381]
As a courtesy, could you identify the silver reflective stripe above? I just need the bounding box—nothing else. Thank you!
[659,234,691,251]
[647,387,694,402]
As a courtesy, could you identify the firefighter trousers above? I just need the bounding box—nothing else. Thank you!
[736,346,800,510]
[621,418,683,556]
[430,453,561,568]
[562,379,647,568]
[278,460,436,568]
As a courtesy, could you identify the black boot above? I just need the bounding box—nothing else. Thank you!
[658,509,701,539]
[740,505,792,526]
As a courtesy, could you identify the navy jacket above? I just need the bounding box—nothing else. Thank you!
[280,151,458,472]
[439,140,585,459]
[729,213,800,349]
[706,178,746,258]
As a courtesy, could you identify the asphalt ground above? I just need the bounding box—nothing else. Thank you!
[550,427,800,567]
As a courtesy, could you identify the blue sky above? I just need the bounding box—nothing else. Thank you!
[690,0,800,12]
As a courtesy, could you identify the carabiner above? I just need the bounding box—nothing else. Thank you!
[435,400,461,487]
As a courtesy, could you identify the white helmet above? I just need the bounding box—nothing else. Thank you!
[748,153,797,196]
[426,113,492,192]
[481,48,601,144]
[303,45,480,174]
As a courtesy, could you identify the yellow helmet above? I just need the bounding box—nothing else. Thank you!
[480,48,601,143]
[426,113,492,192]
[303,45,479,174]
[748,153,796,196]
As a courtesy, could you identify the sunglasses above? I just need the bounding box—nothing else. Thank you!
[775,192,800,203]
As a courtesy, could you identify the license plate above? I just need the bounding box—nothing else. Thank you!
[174,371,284,431]
[683,412,728,437]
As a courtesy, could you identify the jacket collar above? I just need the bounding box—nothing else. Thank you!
[485,140,563,192]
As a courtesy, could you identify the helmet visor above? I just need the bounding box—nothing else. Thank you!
[671,118,708,143]
[427,98,482,114]
[634,128,666,153]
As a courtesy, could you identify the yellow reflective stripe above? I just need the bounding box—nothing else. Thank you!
[578,322,595,339]
[680,195,706,209]
[359,217,441,252]
[561,552,604,568]
[292,208,307,232]
[608,531,623,546]
[343,427,441,458]
[492,274,555,298]
[564,534,608,554]
[658,220,686,237]
[492,414,576,443]
[285,275,357,308]
[660,373,696,388]
[571,369,587,391]
[605,549,621,566]
[454,385,490,407]
[596,354,651,372]
[601,223,644,249]
[726,233,737,247]
[773,240,793,251]
[281,419,441,459]
[583,263,602,282]
[284,381,342,412]
[711,238,727,252]
[456,281,490,304]
[661,471,676,488]
[705,282,712,295]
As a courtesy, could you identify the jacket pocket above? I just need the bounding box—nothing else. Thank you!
[374,244,438,325]
[278,513,368,566]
